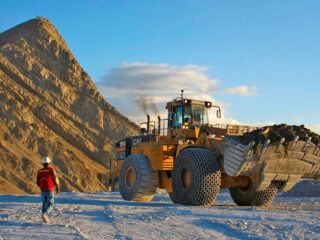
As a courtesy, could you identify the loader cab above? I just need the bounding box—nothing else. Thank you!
[168,101,210,128]
[166,98,215,140]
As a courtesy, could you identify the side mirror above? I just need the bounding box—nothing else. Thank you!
[212,105,222,119]
[216,109,221,118]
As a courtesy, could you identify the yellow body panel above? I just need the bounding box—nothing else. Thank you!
[132,142,175,170]
[115,160,124,177]
[117,147,126,152]
[159,171,173,192]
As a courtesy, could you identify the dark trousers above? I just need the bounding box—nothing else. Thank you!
[41,191,54,215]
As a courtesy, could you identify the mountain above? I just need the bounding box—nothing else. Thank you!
[0,17,138,194]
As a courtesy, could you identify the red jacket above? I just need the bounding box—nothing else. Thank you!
[36,165,59,191]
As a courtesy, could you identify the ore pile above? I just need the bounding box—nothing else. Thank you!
[239,124,320,146]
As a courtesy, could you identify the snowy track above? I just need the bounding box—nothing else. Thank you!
[0,191,319,240]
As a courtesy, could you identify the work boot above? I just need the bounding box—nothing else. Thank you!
[42,214,50,223]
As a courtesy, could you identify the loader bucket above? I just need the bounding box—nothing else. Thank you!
[221,137,320,193]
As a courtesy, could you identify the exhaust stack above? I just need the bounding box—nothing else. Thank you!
[147,114,150,134]
[158,116,161,135]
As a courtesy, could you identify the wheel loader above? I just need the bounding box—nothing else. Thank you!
[110,90,320,207]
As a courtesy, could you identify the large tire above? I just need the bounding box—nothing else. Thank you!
[229,181,279,207]
[168,192,178,203]
[119,154,159,202]
[172,148,221,206]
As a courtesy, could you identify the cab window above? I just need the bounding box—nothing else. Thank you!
[183,105,192,124]
[192,105,209,125]
[173,106,183,128]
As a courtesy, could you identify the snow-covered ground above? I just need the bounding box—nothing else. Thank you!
[0,191,319,240]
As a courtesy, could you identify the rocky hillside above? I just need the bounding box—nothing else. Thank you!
[0,17,138,194]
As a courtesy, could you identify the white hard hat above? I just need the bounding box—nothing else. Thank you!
[42,156,51,164]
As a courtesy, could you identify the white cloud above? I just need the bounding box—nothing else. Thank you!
[310,124,320,134]
[97,62,258,124]
[223,85,258,97]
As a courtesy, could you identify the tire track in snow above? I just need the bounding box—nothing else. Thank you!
[0,203,87,239]
[104,204,130,239]
[194,219,259,239]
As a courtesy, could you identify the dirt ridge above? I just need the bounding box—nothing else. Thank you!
[0,17,138,194]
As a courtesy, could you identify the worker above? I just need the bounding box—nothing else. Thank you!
[36,156,60,223]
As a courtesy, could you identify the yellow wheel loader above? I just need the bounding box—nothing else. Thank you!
[110,91,320,207]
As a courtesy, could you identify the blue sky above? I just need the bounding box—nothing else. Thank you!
[1,1,319,132]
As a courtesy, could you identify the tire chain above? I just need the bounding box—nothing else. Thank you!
[229,181,280,207]
[172,148,221,206]
[251,182,280,207]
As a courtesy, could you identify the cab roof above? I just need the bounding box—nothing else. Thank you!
[166,98,212,109]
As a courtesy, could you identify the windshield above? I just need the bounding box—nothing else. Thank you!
[184,105,209,127]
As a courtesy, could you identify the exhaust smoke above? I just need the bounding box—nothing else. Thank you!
[135,96,160,116]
